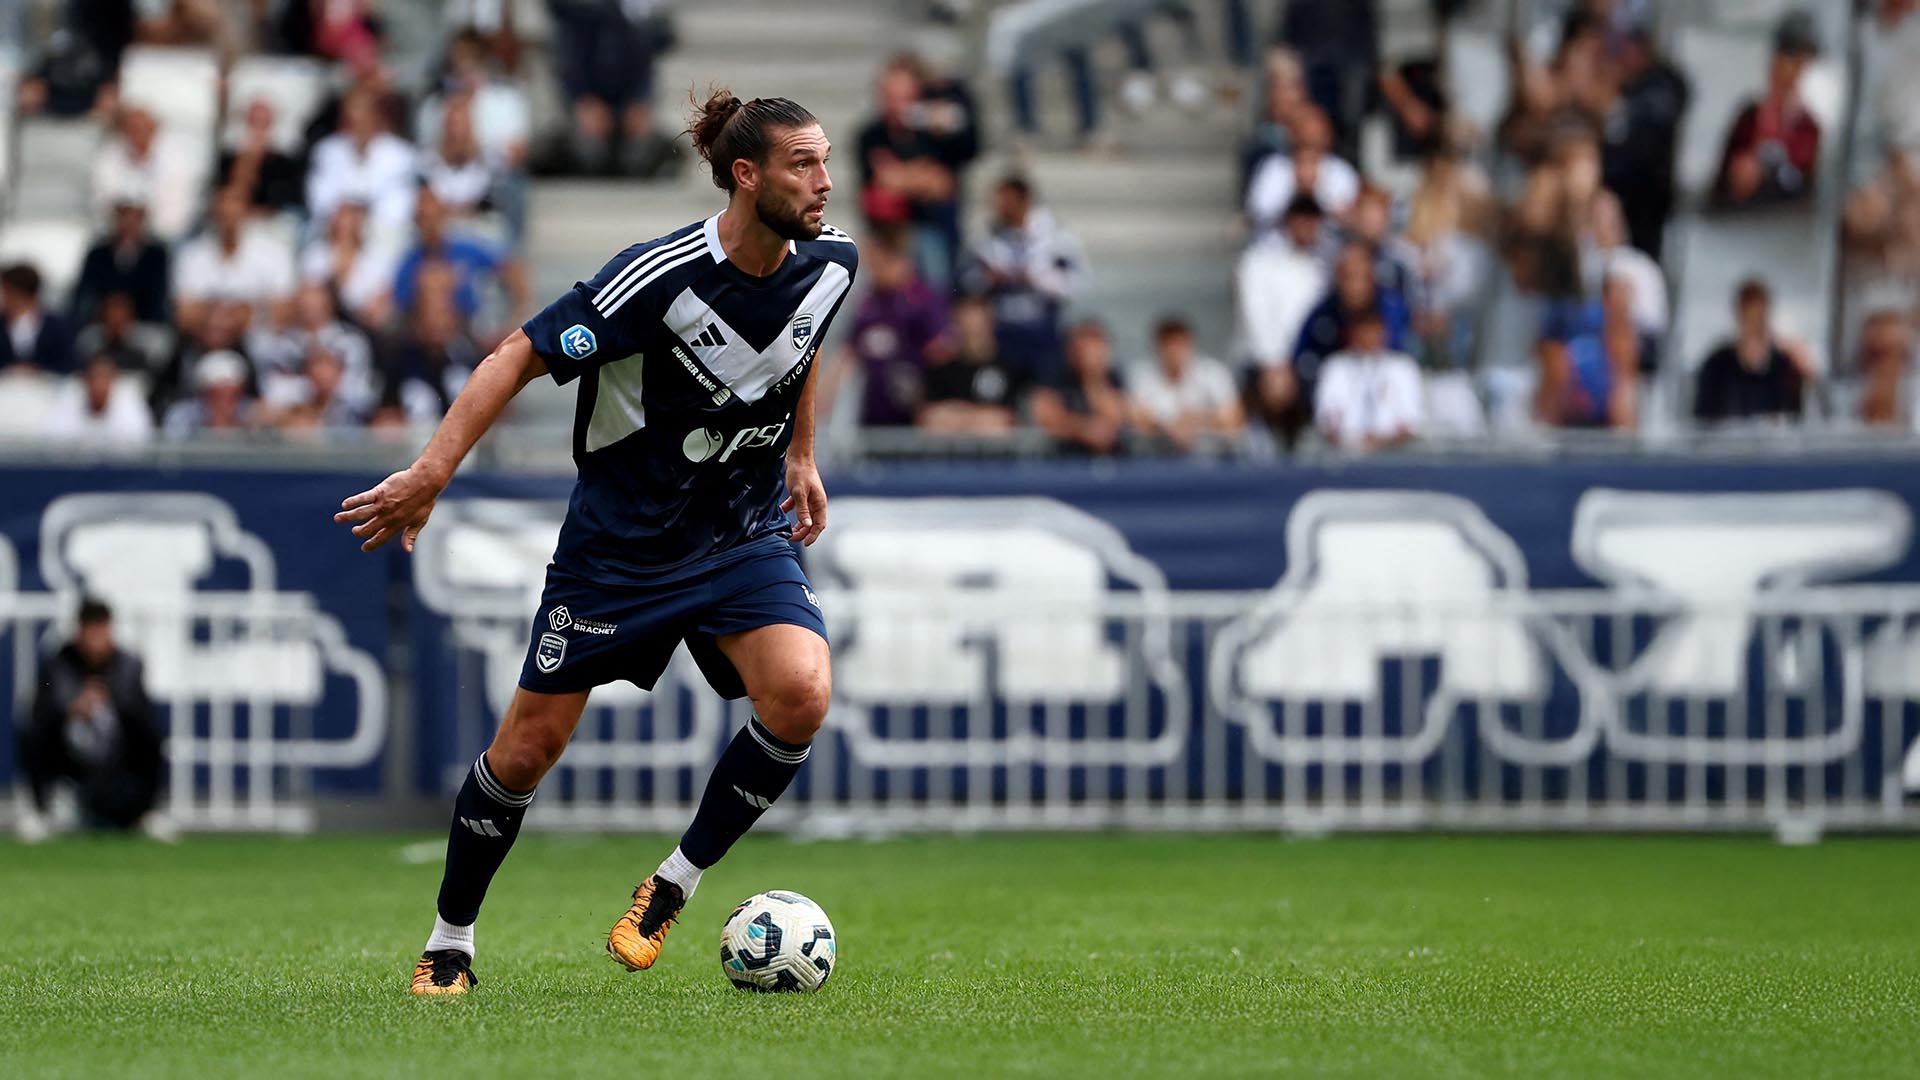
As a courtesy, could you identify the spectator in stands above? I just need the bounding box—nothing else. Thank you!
[1713,12,1823,209]
[546,0,675,176]
[1344,184,1423,313]
[1241,48,1311,195]
[173,186,297,337]
[267,343,367,433]
[16,21,124,119]
[418,28,533,173]
[216,98,305,215]
[824,229,947,429]
[378,288,480,424]
[162,349,258,438]
[418,28,533,247]
[71,196,171,325]
[153,299,252,415]
[76,291,172,377]
[920,295,1021,435]
[1245,106,1361,235]
[1693,279,1809,425]
[16,598,166,844]
[1293,242,1413,393]
[0,264,79,375]
[251,282,378,419]
[1276,0,1379,158]
[1314,307,1423,451]
[1857,0,1920,164]
[1507,124,1601,300]
[301,201,402,326]
[1857,309,1917,428]
[1536,272,1642,429]
[389,186,527,338]
[1601,25,1690,258]
[1031,318,1127,456]
[857,55,970,290]
[310,0,382,65]
[1127,316,1244,453]
[1585,191,1667,362]
[1501,10,1611,169]
[961,175,1087,387]
[1241,194,1329,433]
[1843,144,1920,280]
[307,86,419,232]
[44,353,155,446]
[90,106,197,242]
[420,100,497,221]
[1404,148,1492,369]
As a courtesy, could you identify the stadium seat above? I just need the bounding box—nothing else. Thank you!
[223,57,333,153]
[12,119,104,221]
[0,371,64,437]
[118,47,221,145]
[0,217,94,305]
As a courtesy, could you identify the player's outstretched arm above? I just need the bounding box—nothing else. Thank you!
[334,329,548,553]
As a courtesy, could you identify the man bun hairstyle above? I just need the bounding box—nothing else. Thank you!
[687,88,818,193]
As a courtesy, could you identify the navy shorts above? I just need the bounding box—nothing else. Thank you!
[517,546,826,699]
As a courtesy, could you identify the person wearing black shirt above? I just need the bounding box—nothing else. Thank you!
[71,198,171,324]
[1693,279,1807,424]
[919,295,1021,434]
[18,598,165,841]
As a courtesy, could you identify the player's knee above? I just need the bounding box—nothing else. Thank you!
[487,714,573,790]
[759,669,831,744]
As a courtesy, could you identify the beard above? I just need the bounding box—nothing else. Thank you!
[756,187,822,241]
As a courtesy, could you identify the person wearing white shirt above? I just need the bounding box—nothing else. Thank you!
[172,187,297,335]
[1239,192,1330,370]
[1586,192,1669,340]
[307,88,419,231]
[1244,106,1361,236]
[1127,316,1246,453]
[1314,308,1425,451]
[91,107,200,242]
[45,354,156,447]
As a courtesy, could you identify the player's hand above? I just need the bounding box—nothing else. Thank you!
[333,464,445,553]
[782,460,828,547]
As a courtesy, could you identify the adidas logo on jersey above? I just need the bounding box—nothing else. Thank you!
[691,322,728,349]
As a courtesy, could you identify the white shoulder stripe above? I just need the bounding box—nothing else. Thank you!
[598,244,710,317]
[593,232,704,315]
[813,231,857,244]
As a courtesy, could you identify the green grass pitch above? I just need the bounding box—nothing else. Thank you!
[3,832,1917,1078]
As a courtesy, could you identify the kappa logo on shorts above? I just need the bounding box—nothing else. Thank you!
[803,585,821,609]
[561,324,598,361]
[548,605,572,631]
[536,632,568,672]
[790,313,814,350]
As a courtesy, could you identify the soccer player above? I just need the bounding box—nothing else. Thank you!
[332,90,854,995]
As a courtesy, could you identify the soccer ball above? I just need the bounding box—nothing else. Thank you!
[719,890,836,992]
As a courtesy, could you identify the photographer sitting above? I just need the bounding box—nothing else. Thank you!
[17,598,170,842]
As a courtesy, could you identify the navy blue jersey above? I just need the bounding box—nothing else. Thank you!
[522,213,858,583]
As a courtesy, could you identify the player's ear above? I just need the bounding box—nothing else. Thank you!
[731,156,759,194]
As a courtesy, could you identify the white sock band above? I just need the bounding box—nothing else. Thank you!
[425,914,475,958]
[654,845,704,899]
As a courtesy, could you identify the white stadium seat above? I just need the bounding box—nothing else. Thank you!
[0,218,97,307]
[224,57,334,153]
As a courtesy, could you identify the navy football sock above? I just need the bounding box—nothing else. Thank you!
[435,753,536,926]
[679,716,810,868]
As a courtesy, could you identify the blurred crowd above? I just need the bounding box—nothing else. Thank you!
[4,0,1917,456]
[0,0,687,447]
[828,0,1920,456]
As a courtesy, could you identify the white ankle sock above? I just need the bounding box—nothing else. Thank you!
[654,846,703,899]
[425,914,475,958]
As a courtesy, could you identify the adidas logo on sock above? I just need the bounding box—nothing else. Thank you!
[732,786,772,810]
[460,816,503,837]
[692,322,728,349]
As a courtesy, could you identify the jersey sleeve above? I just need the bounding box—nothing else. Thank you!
[522,244,662,385]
